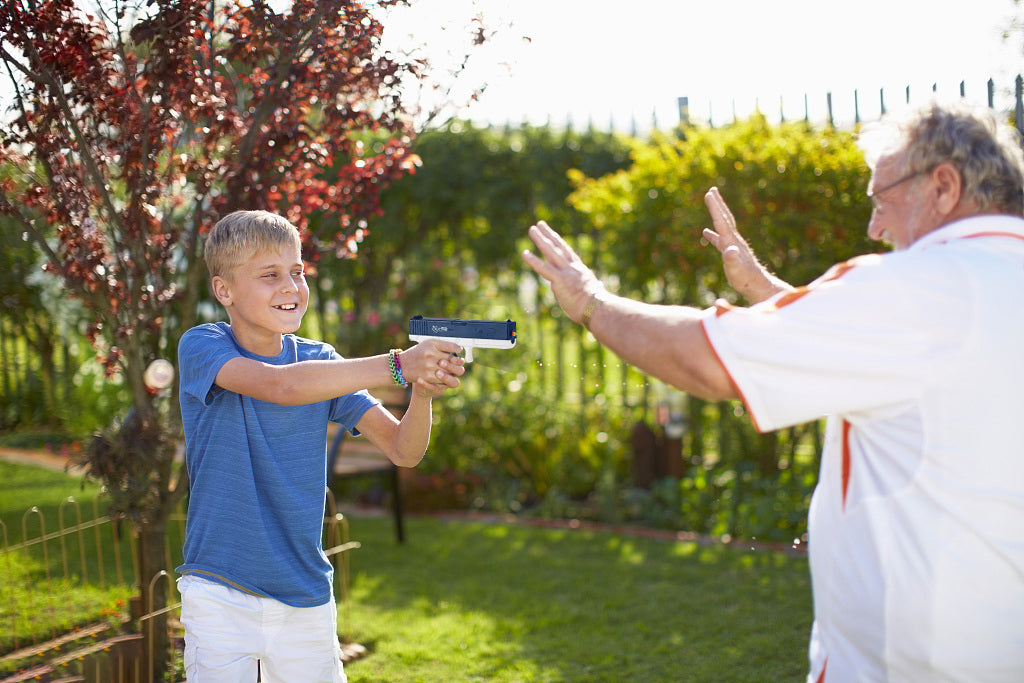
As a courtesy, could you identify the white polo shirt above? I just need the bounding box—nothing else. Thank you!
[701,215,1024,682]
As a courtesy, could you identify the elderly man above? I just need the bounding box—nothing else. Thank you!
[522,100,1024,682]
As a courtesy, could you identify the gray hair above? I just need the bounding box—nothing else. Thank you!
[204,210,302,279]
[858,100,1024,216]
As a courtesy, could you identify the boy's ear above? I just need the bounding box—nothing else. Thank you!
[211,275,232,307]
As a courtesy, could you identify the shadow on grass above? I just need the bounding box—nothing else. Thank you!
[343,515,812,683]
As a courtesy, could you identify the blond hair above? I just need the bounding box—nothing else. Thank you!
[204,210,302,278]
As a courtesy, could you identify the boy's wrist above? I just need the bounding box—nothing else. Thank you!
[388,349,408,388]
[385,350,405,387]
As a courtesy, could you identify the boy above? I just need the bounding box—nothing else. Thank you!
[177,210,464,682]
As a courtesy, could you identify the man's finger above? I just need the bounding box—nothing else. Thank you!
[529,221,576,264]
[704,187,726,215]
[702,228,722,250]
[722,245,743,263]
[526,225,560,263]
[705,188,739,235]
[522,248,556,282]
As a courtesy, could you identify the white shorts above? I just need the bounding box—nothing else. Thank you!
[178,575,347,683]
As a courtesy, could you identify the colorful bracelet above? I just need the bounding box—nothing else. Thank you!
[393,349,406,384]
[388,349,408,388]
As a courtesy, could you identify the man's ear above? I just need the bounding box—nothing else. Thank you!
[932,161,963,216]
[211,275,232,307]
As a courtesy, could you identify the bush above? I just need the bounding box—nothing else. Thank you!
[424,386,631,513]
[0,429,81,452]
[424,388,815,544]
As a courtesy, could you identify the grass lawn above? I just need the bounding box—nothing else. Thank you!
[0,460,813,681]
[341,514,812,683]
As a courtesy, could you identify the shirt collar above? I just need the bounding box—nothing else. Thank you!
[910,214,1024,251]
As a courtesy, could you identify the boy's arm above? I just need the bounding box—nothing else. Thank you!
[355,390,436,467]
[214,340,464,406]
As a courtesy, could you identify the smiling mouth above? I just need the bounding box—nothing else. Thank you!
[275,304,299,311]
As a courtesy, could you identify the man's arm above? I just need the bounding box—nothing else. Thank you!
[522,221,738,401]
[214,340,464,406]
[702,187,794,304]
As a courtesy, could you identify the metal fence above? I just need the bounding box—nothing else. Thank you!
[680,75,1024,141]
[678,76,1022,126]
[0,491,358,683]
[526,75,1024,138]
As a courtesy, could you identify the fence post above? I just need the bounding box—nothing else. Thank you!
[677,96,689,125]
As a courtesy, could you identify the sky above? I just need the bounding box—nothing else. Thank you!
[379,0,1024,132]
[8,0,1021,132]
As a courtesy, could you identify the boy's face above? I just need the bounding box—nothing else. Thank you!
[211,243,309,356]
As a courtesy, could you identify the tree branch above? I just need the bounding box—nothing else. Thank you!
[0,186,61,266]
[15,37,126,241]
[235,2,330,164]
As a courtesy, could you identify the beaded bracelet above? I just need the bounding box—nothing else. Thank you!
[388,349,408,388]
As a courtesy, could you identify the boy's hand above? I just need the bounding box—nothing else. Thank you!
[411,374,458,398]
[399,340,465,391]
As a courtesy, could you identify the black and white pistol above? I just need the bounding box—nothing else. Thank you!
[409,316,517,363]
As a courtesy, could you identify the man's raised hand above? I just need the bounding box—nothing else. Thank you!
[702,187,793,304]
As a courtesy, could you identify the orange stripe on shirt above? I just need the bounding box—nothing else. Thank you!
[960,231,1024,242]
[699,318,765,433]
[765,287,811,311]
[841,419,852,512]
[729,257,869,316]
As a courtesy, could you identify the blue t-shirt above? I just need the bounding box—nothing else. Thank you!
[176,322,378,607]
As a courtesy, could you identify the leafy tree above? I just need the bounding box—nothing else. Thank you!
[0,0,487,670]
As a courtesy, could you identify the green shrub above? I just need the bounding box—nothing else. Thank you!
[425,386,630,512]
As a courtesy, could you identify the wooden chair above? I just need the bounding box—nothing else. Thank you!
[327,386,409,543]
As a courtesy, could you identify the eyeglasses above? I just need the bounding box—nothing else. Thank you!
[866,168,931,210]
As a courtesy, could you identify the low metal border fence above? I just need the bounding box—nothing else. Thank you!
[1,490,359,683]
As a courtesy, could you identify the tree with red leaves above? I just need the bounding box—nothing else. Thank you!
[0,0,485,672]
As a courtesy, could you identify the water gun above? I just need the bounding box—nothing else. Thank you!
[409,316,517,362]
